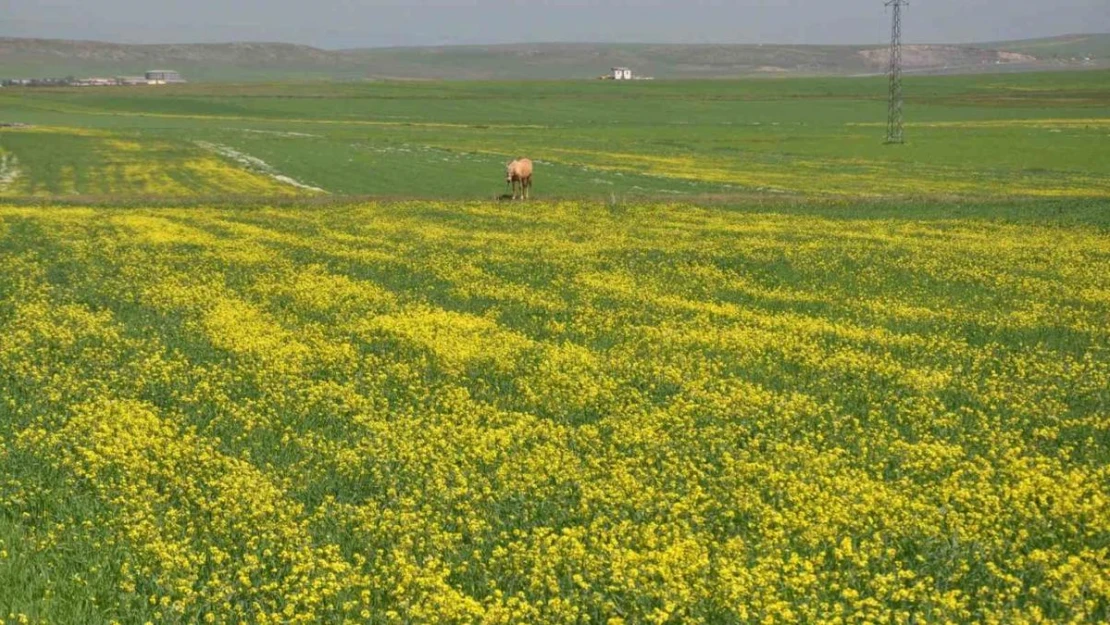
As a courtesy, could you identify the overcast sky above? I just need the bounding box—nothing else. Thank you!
[3,0,1108,48]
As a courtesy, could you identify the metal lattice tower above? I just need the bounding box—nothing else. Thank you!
[885,0,907,144]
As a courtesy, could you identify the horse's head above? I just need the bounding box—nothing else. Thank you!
[505,160,516,183]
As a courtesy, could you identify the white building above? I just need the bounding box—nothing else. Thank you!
[611,67,633,80]
[74,77,117,87]
[145,70,186,84]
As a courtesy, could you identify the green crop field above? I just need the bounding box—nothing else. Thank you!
[2,70,1109,201]
[1,71,1108,624]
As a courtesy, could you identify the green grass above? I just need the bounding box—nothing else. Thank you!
[1,70,1108,200]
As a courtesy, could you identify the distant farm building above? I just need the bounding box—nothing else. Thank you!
[611,67,633,80]
[73,77,117,87]
[145,70,186,84]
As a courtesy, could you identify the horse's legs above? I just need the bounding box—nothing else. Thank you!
[525,176,531,200]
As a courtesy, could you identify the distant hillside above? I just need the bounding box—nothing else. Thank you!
[1,34,1106,81]
[0,39,351,81]
[352,42,1043,80]
[984,34,1110,62]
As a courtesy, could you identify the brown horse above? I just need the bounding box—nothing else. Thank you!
[505,158,533,200]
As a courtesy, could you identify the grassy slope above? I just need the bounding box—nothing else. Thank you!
[985,33,1110,60]
[1,71,1108,201]
[336,43,880,80]
[0,39,350,82]
[2,34,1108,81]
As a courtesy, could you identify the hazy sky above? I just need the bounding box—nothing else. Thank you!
[3,0,1108,48]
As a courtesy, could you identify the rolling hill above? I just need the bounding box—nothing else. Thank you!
[1,34,1107,81]
[984,33,1110,62]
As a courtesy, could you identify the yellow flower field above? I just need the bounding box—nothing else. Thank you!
[1,201,1108,624]
[0,126,312,197]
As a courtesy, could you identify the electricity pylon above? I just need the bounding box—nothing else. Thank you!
[885,0,907,144]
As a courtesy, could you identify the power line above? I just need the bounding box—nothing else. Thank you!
[885,0,906,144]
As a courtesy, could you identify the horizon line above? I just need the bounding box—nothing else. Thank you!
[1,31,1105,52]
